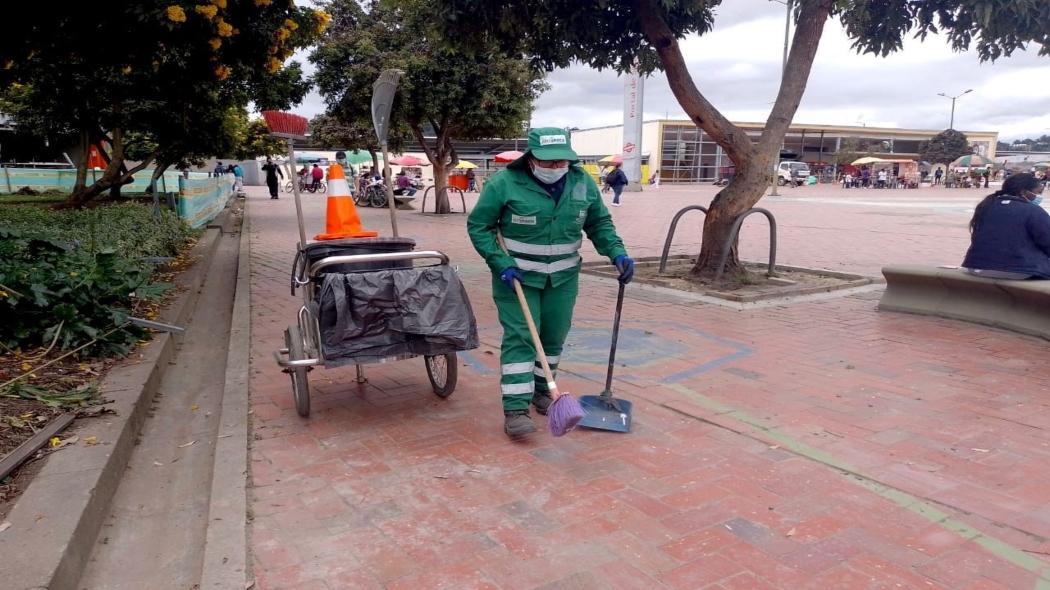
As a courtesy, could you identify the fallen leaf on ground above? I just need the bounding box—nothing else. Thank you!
[786,527,797,537]
[153,461,164,466]
[0,522,11,533]
[191,404,199,411]
[971,448,990,453]
[178,440,197,448]
[84,436,99,445]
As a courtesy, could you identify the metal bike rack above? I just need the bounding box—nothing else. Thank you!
[658,205,708,273]
[420,186,467,214]
[714,207,777,283]
[657,204,777,282]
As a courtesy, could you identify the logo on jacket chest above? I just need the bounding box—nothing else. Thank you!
[511,214,537,225]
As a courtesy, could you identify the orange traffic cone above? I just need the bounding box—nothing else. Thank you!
[314,163,379,240]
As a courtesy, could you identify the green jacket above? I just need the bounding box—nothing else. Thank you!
[467,160,627,289]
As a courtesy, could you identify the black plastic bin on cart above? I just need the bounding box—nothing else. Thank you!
[302,237,416,274]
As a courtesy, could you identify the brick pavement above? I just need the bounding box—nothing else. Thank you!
[246,183,1050,590]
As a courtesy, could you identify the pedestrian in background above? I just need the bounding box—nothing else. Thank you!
[261,157,283,199]
[606,162,629,206]
[232,163,244,194]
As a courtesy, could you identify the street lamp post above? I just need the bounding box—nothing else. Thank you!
[767,0,792,196]
[937,89,972,130]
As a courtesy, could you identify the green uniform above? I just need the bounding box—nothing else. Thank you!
[467,158,627,411]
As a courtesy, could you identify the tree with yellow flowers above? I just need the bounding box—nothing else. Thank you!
[0,1,330,206]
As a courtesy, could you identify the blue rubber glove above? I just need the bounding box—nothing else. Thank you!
[500,267,524,290]
[614,255,634,284]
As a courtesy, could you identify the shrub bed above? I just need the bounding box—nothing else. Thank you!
[0,204,198,356]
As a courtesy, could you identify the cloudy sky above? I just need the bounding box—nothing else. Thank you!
[295,0,1050,141]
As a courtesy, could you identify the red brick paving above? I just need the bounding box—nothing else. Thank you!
[246,184,1050,589]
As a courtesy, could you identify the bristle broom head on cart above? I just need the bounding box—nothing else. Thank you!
[547,393,585,437]
[261,110,309,139]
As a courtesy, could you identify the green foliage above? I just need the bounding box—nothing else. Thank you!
[0,1,329,204]
[919,129,972,164]
[311,0,546,158]
[0,204,193,356]
[431,0,1048,75]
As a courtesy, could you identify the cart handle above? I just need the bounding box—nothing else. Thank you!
[308,250,450,277]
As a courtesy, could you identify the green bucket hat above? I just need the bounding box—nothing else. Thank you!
[524,127,578,161]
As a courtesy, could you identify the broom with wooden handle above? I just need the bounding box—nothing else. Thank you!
[498,235,585,436]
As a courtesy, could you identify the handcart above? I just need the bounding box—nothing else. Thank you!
[274,237,478,417]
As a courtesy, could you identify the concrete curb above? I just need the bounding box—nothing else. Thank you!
[199,197,251,588]
[0,209,230,590]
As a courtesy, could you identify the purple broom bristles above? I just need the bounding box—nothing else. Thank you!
[547,393,585,437]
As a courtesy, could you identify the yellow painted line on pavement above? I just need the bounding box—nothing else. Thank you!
[663,383,1050,588]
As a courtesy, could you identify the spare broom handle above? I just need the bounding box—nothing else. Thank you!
[498,234,561,400]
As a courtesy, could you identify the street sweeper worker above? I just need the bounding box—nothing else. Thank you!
[467,127,635,439]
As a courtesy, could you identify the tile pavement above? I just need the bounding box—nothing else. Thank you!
[245,184,1050,589]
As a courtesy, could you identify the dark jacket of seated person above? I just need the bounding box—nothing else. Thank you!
[962,173,1049,279]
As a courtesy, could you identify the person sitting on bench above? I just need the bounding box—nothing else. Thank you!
[962,173,1050,279]
[393,170,417,197]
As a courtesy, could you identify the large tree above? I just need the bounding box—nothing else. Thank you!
[919,129,971,165]
[312,0,546,213]
[430,0,1050,276]
[0,1,327,206]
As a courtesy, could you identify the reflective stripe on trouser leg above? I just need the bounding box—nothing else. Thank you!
[493,275,542,411]
[532,273,578,394]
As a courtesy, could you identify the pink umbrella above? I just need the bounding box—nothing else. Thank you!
[598,154,623,165]
[494,150,524,163]
[390,155,428,166]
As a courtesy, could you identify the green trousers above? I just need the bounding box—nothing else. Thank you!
[492,273,579,411]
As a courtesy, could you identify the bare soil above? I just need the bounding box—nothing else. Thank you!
[585,258,874,302]
[0,241,196,515]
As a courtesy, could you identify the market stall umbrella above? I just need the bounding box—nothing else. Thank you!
[851,156,886,165]
[494,150,524,163]
[598,154,623,165]
[343,150,373,165]
[454,160,478,169]
[390,155,428,166]
[951,154,995,168]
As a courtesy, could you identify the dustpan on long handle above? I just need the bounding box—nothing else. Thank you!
[578,282,633,432]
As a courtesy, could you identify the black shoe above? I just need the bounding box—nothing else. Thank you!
[532,392,553,416]
[504,410,536,439]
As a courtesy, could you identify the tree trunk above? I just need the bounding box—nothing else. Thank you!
[635,0,834,276]
[150,162,169,216]
[432,161,449,214]
[71,128,90,199]
[691,160,771,277]
[368,149,379,175]
[408,122,453,214]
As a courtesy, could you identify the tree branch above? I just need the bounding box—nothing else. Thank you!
[634,0,754,165]
[759,0,835,155]
[409,122,438,164]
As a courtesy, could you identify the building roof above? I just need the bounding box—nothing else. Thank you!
[577,119,998,138]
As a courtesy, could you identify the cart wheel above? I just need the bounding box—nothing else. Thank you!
[285,325,311,417]
[425,353,457,398]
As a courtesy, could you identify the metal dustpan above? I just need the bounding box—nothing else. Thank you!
[579,283,633,432]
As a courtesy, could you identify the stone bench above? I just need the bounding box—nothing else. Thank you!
[879,265,1050,340]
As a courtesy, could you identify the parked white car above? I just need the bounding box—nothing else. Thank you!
[775,161,810,186]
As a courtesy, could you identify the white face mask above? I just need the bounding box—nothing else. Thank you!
[531,162,569,184]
